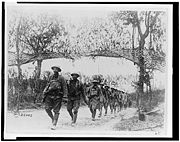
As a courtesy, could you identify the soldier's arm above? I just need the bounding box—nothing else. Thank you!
[98,87,103,96]
[115,93,119,101]
[86,86,91,98]
[66,80,70,97]
[43,76,52,94]
[60,76,68,97]
[80,83,88,104]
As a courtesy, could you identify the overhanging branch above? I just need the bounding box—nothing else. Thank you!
[8,51,74,66]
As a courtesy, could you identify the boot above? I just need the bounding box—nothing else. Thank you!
[45,109,53,122]
[71,113,77,126]
[90,107,93,114]
[111,109,113,114]
[98,108,102,118]
[68,109,73,121]
[72,113,77,124]
[51,113,59,130]
[114,107,116,114]
[92,109,96,121]
[104,108,107,116]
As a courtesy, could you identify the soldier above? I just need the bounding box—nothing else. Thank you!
[123,92,128,109]
[104,85,111,116]
[98,82,106,118]
[87,79,103,121]
[127,94,132,108]
[114,89,119,113]
[43,66,68,130]
[109,88,118,114]
[118,90,124,111]
[67,73,88,126]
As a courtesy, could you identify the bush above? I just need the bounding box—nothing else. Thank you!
[7,76,49,111]
[129,89,165,110]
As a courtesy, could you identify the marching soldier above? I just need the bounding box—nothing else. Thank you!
[114,89,119,113]
[43,66,68,130]
[104,85,111,116]
[109,88,118,114]
[67,73,88,126]
[118,90,124,111]
[127,94,132,108]
[123,92,128,109]
[98,82,106,118]
[87,79,103,121]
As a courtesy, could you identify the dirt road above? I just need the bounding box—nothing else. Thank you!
[6,106,137,134]
[6,105,166,139]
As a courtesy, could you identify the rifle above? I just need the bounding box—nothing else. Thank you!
[42,83,50,103]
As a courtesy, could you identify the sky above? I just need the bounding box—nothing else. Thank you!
[6,3,168,22]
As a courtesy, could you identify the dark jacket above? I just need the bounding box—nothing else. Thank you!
[44,74,68,97]
[87,85,102,99]
[67,79,86,101]
[104,88,111,100]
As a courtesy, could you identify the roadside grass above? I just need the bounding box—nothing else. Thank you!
[114,89,165,131]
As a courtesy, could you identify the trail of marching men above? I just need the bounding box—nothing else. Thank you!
[6,105,137,133]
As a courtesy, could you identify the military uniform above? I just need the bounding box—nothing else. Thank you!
[43,66,68,130]
[87,80,103,121]
[127,95,132,108]
[67,75,87,124]
[98,84,106,117]
[109,88,119,114]
[103,86,111,115]
[123,93,128,109]
[117,91,124,111]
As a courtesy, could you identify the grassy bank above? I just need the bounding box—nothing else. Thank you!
[114,89,165,131]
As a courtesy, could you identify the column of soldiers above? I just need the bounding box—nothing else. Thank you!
[43,66,132,130]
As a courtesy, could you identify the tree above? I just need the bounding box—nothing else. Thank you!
[8,14,74,105]
[7,14,23,112]
[111,11,166,109]
[19,15,69,79]
[73,17,136,64]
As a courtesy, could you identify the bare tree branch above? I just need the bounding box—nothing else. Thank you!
[144,11,151,38]
[135,12,143,38]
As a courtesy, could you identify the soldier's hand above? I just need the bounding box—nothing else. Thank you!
[85,98,89,105]
[85,100,89,105]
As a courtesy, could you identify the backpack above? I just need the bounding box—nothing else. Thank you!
[48,80,61,90]
[47,75,62,91]
[68,79,81,96]
[89,86,99,96]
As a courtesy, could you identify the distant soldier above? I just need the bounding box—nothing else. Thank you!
[109,88,118,114]
[114,89,119,113]
[123,92,128,109]
[118,91,124,111]
[87,79,103,121]
[67,73,88,125]
[127,94,132,108]
[116,90,120,112]
[98,82,106,118]
[104,85,111,115]
[43,66,68,130]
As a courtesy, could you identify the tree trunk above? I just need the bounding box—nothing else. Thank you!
[36,59,42,80]
[34,59,43,103]
[138,38,145,107]
[132,25,136,65]
[15,18,22,113]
